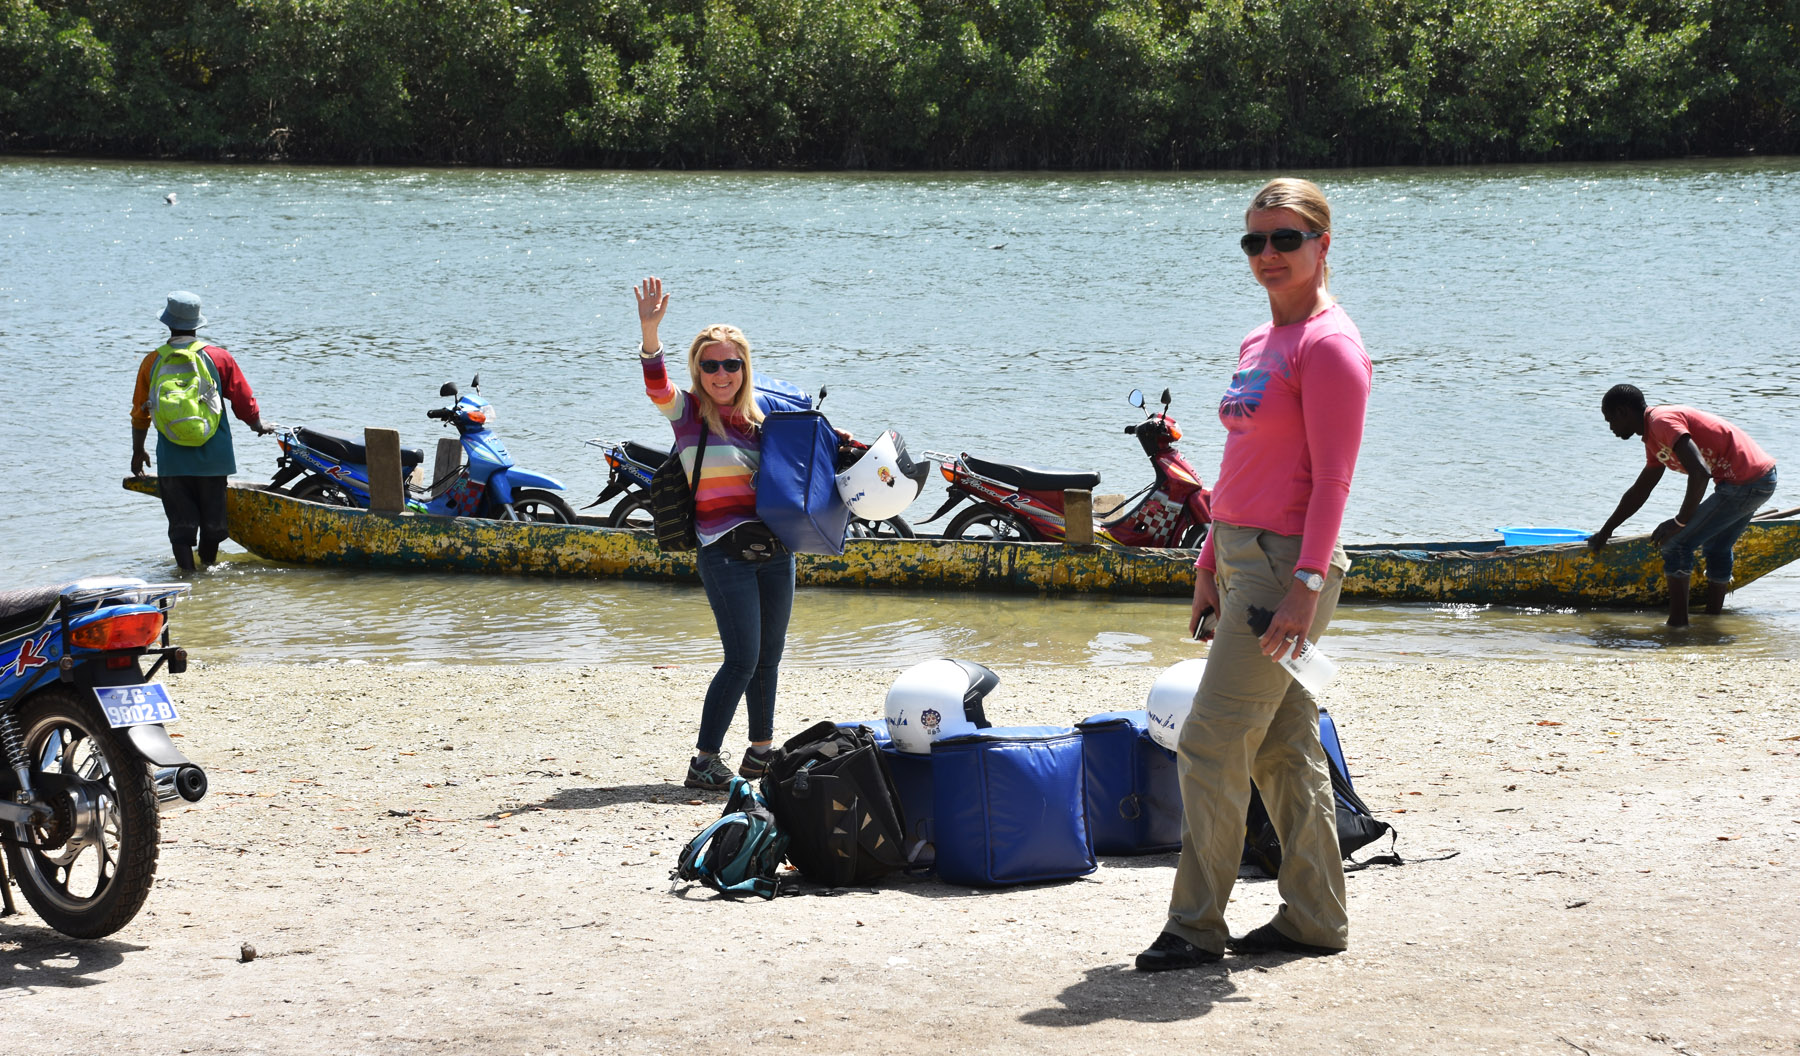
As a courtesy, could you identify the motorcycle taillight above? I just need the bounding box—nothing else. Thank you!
[71,612,165,651]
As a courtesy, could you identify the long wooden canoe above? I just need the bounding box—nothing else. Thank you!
[123,479,1800,608]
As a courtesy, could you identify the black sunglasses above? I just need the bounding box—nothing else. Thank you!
[1240,228,1323,255]
[699,359,744,374]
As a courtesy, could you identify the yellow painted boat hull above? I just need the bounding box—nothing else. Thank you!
[123,479,1800,608]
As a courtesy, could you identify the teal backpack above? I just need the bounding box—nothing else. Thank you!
[671,778,789,900]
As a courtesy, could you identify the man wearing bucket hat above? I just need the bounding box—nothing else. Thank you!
[130,291,270,571]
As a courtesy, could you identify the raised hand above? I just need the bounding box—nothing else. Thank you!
[635,276,670,346]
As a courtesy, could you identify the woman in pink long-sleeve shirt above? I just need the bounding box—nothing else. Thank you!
[1137,178,1372,973]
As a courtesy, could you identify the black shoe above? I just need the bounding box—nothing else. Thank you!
[683,753,734,791]
[737,746,773,781]
[1134,931,1222,972]
[1226,923,1343,957]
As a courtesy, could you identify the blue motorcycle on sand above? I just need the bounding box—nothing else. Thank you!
[0,578,209,937]
[271,374,577,523]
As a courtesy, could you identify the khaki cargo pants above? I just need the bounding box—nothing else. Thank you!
[1164,523,1351,953]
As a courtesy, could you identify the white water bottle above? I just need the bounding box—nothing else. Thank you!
[1247,606,1339,695]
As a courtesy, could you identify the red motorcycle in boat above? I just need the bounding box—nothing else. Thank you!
[921,388,1212,547]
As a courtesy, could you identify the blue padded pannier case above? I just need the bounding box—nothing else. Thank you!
[1076,710,1182,855]
[882,746,935,866]
[753,377,813,415]
[930,725,1095,887]
[837,721,935,866]
[756,410,850,555]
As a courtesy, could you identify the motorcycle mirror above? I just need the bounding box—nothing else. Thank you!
[440,382,459,397]
[1160,388,1172,407]
[816,384,829,408]
[471,373,481,392]
[1128,389,1145,409]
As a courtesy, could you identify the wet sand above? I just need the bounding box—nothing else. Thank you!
[4,656,1798,1055]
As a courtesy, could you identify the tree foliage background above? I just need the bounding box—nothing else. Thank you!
[2,0,1796,166]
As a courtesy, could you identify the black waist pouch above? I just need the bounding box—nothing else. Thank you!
[720,521,786,562]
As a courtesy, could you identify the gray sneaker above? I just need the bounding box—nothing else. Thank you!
[684,753,735,791]
[737,746,774,781]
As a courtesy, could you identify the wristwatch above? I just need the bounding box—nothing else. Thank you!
[1294,569,1325,592]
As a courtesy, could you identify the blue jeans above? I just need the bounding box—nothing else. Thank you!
[1661,467,1778,582]
[694,541,796,755]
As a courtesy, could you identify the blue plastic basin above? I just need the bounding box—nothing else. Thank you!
[1495,525,1592,547]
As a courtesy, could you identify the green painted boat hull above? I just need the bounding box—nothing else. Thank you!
[123,478,1800,608]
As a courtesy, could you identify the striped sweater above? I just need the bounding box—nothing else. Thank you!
[642,352,761,545]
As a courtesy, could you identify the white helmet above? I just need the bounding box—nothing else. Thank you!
[884,658,998,754]
[836,430,929,521]
[1145,658,1206,752]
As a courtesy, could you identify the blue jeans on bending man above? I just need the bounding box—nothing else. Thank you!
[1660,467,1777,584]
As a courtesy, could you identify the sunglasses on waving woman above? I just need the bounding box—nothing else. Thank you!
[700,359,744,374]
[1240,229,1323,255]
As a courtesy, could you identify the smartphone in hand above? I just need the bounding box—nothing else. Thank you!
[1192,606,1218,641]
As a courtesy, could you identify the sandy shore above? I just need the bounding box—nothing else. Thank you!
[4,655,1798,1055]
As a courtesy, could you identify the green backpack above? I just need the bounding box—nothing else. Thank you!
[150,341,223,446]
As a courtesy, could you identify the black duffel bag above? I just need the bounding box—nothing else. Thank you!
[761,720,913,887]
[1241,755,1396,877]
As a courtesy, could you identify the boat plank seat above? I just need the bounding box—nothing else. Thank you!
[623,440,670,470]
[963,454,1101,492]
[296,427,425,471]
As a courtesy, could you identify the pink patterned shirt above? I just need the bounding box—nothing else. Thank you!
[1197,303,1371,575]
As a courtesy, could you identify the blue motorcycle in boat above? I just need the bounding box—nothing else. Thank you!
[271,374,577,522]
[0,578,208,937]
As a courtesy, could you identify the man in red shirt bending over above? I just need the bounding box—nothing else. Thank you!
[1589,384,1778,626]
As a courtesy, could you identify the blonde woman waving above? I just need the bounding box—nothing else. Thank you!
[635,276,793,791]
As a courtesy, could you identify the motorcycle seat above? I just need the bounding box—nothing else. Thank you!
[623,440,670,470]
[295,427,425,472]
[0,584,67,642]
[962,454,1101,492]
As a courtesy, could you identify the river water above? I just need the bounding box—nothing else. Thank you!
[3,157,1797,668]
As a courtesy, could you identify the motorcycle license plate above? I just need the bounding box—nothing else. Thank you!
[94,684,180,728]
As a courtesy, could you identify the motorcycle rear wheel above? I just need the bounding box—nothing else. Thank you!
[945,506,1039,542]
[847,515,914,538]
[287,474,356,507]
[512,489,578,524]
[607,492,655,530]
[3,687,160,938]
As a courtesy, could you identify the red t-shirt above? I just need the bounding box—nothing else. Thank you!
[1642,405,1775,485]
